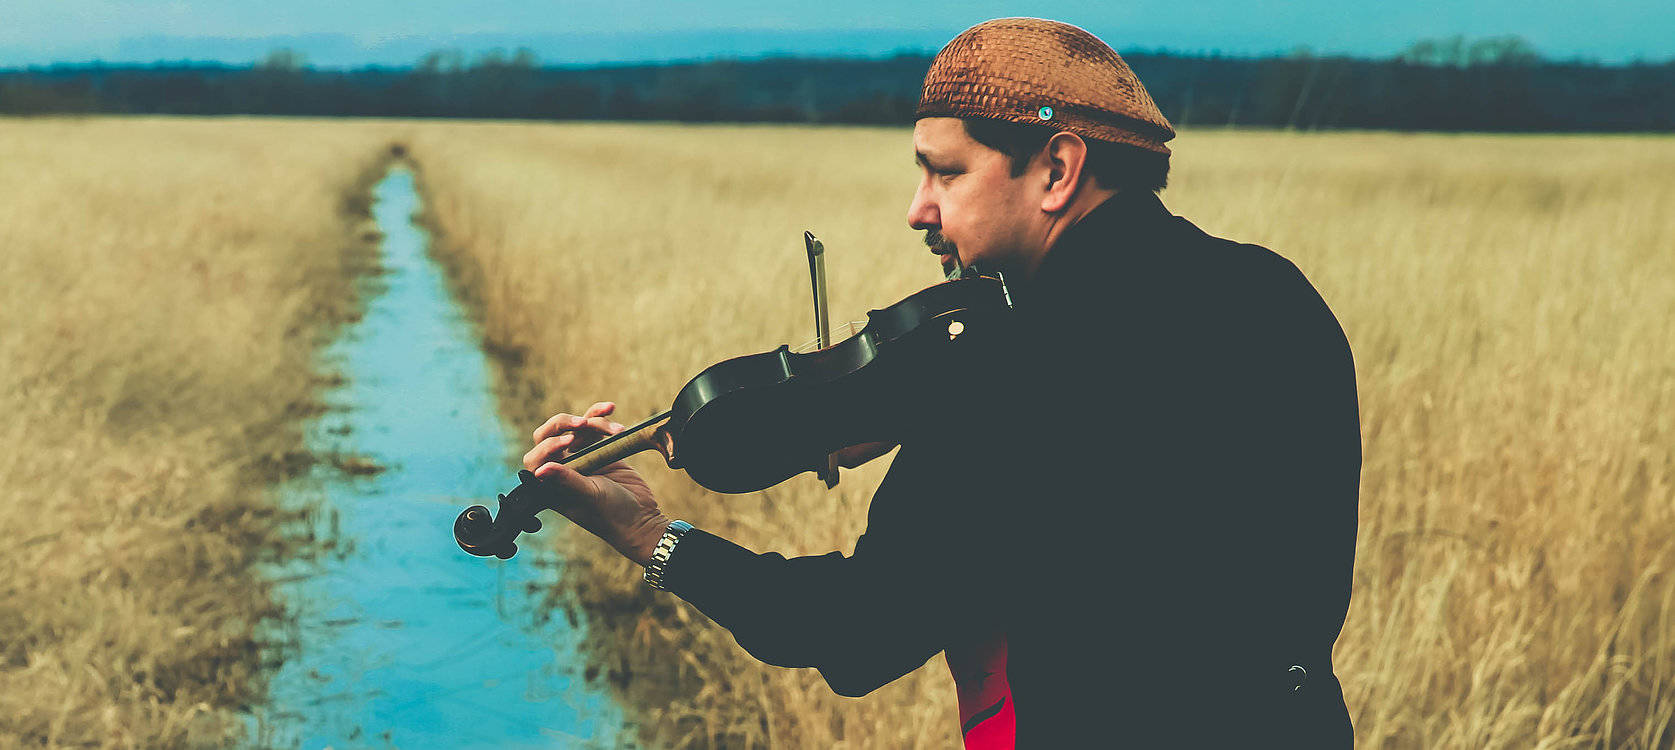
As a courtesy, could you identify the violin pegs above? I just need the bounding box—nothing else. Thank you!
[518,469,537,484]
[496,542,517,560]
[522,517,542,534]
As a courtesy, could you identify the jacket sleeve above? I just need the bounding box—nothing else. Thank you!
[658,441,1012,697]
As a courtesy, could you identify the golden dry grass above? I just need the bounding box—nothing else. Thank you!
[6,116,1662,748]
[404,122,1675,748]
[0,117,391,747]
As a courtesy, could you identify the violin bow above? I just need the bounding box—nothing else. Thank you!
[804,231,842,489]
[804,231,832,350]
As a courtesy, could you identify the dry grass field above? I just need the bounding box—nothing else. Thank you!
[2,118,1668,748]
[0,117,390,747]
[404,122,1675,748]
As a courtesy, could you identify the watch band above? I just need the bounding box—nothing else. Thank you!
[643,519,693,591]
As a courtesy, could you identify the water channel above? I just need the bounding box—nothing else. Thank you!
[247,166,627,749]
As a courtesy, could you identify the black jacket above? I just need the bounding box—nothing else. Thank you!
[663,189,1361,748]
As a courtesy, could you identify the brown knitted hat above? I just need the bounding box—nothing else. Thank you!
[916,18,1175,155]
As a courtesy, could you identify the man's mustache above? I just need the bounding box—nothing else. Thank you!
[924,230,957,255]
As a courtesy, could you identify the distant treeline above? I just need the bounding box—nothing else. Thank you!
[3,37,1672,131]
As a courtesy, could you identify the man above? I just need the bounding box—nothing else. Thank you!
[523,18,1361,748]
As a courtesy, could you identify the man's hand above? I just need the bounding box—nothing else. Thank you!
[524,401,670,567]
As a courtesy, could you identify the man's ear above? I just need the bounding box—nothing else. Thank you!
[1039,132,1089,213]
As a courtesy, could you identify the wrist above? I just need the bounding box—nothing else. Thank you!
[626,513,674,567]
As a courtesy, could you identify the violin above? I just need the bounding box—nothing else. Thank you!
[453,235,1014,559]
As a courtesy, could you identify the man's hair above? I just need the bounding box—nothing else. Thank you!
[961,117,1170,193]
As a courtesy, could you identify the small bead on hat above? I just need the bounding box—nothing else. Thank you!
[916,18,1176,155]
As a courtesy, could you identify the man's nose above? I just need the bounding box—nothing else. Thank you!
[906,186,938,231]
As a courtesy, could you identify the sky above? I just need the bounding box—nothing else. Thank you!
[1,0,1671,68]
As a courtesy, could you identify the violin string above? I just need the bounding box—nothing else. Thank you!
[561,408,674,465]
[792,320,869,354]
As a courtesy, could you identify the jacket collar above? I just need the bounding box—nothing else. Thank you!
[1011,188,1174,308]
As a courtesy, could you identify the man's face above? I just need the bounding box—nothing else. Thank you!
[907,117,1037,278]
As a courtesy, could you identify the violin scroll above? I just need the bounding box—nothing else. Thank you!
[454,469,547,559]
[456,419,674,560]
